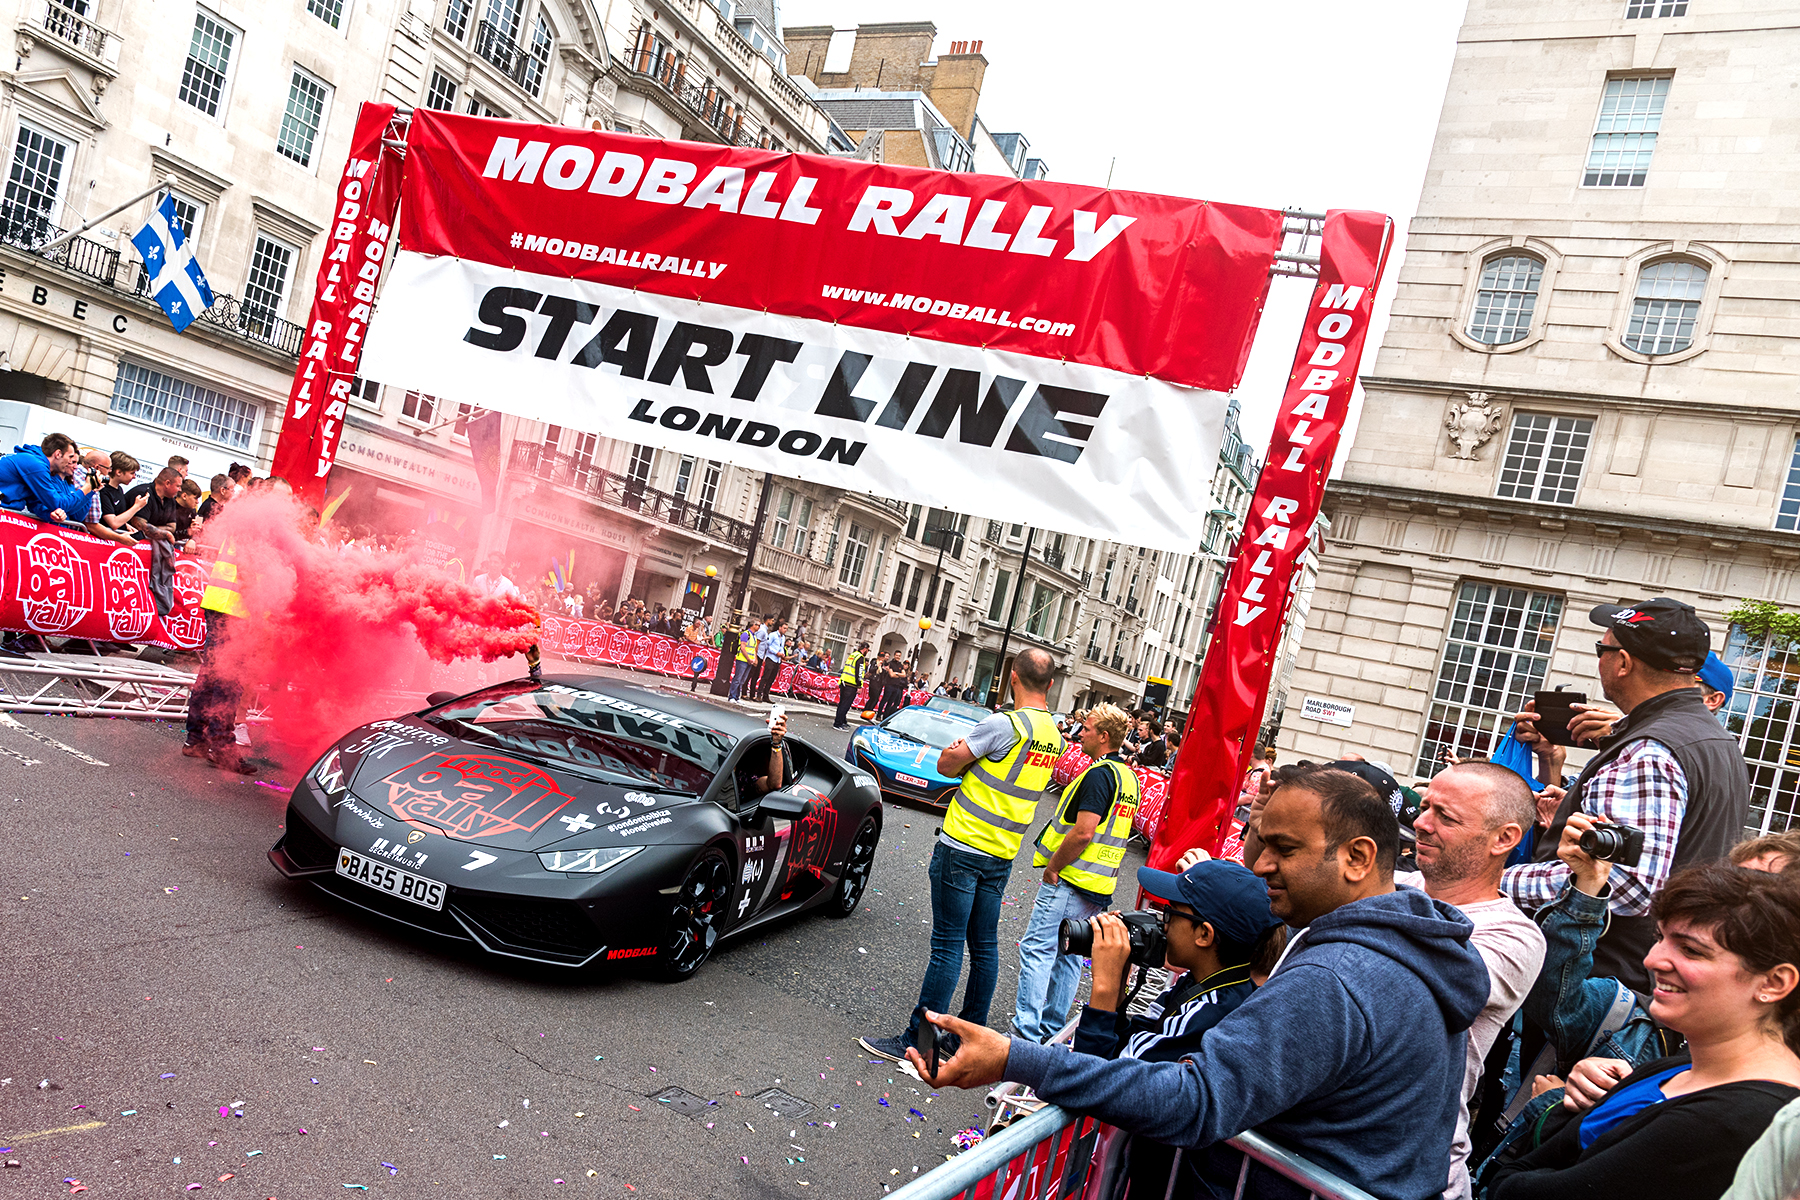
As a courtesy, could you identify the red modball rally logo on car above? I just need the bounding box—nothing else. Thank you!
[379,752,573,839]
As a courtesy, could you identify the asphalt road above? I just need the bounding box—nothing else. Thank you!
[0,663,1149,1199]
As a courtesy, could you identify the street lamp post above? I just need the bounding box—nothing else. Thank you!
[708,472,775,698]
[988,526,1036,709]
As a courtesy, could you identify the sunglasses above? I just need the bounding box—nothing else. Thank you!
[1594,642,1624,658]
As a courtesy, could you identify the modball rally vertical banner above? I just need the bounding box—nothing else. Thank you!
[1150,211,1394,870]
[356,111,1294,548]
[269,102,404,508]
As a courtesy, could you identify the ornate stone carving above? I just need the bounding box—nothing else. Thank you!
[1444,392,1504,460]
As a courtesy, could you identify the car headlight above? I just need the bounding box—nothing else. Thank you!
[537,846,644,874]
[311,749,346,797]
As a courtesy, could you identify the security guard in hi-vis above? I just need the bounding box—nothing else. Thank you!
[857,647,1064,1065]
[834,639,871,730]
[1013,702,1140,1042]
[185,535,258,775]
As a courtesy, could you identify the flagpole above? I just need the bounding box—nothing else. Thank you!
[38,173,179,253]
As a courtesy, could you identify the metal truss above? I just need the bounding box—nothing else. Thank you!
[1272,209,1325,278]
[0,653,199,718]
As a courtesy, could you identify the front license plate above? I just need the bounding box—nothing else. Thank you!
[336,849,446,911]
[896,772,930,789]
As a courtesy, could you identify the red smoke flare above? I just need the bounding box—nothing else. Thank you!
[200,491,539,769]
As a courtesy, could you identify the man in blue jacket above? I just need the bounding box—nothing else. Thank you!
[0,433,87,523]
[911,765,1492,1200]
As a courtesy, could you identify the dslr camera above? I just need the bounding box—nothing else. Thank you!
[1578,820,1647,868]
[1057,909,1168,968]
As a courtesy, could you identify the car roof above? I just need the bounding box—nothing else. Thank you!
[540,674,770,739]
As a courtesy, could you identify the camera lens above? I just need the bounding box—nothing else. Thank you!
[1058,917,1093,956]
[1579,826,1624,861]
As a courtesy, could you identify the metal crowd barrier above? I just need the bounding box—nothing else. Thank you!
[880,1103,1377,1200]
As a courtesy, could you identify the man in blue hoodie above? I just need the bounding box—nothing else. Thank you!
[0,433,87,524]
[911,765,1491,1200]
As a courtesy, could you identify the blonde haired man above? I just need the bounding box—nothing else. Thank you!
[1013,702,1141,1042]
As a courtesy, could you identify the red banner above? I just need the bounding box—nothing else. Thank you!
[269,102,405,508]
[0,512,207,649]
[1150,211,1394,870]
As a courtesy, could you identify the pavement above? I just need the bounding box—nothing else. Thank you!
[0,660,1150,1199]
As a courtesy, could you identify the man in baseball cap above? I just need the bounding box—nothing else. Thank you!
[1589,596,1711,673]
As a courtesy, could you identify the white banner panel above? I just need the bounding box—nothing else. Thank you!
[359,252,1225,549]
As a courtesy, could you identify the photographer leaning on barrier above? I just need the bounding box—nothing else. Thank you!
[1504,598,1751,996]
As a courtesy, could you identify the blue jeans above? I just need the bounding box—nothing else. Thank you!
[1013,879,1105,1042]
[1522,882,1663,1071]
[728,658,753,701]
[907,841,1014,1045]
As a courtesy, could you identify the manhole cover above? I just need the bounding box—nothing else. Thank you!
[753,1087,814,1119]
[651,1087,712,1117]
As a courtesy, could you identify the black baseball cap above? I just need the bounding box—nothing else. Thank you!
[1326,759,1408,820]
[1590,597,1710,673]
[1137,860,1281,946]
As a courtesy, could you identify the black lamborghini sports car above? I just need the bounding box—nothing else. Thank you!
[270,676,884,978]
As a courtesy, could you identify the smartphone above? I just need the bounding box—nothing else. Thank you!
[768,704,786,731]
[1532,688,1588,747]
[916,1019,939,1077]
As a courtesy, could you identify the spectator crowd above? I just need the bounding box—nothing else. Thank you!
[851,597,1800,1200]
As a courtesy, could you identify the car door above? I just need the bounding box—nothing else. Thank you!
[728,736,837,917]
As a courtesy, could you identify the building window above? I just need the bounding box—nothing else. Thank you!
[905,566,925,612]
[1624,259,1707,356]
[1468,254,1544,345]
[988,570,1012,622]
[793,498,814,554]
[937,583,953,623]
[1584,76,1669,187]
[1625,0,1686,15]
[178,9,238,119]
[276,67,331,167]
[465,97,506,119]
[3,123,70,234]
[242,234,297,333]
[167,191,204,246]
[424,70,459,111]
[770,489,794,549]
[306,0,344,28]
[111,361,258,451]
[1415,582,1563,776]
[905,504,920,540]
[347,376,381,411]
[824,616,849,669]
[626,444,655,484]
[867,534,888,596]
[523,10,553,97]
[1026,584,1055,636]
[451,402,479,439]
[1723,625,1800,836]
[890,562,909,607]
[1495,413,1594,505]
[699,462,720,510]
[443,0,472,39]
[672,455,695,499]
[839,522,871,588]
[400,391,438,424]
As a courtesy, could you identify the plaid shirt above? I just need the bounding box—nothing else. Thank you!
[1501,737,1687,917]
[87,490,103,524]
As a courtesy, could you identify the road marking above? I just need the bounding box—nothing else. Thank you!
[0,714,108,766]
[0,743,40,767]
[5,1120,107,1143]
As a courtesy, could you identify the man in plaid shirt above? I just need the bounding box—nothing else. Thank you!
[1504,597,1749,994]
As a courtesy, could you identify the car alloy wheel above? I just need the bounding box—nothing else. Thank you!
[830,817,880,918]
[658,848,732,981]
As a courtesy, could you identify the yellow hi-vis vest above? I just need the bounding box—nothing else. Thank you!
[944,708,1063,859]
[736,628,760,663]
[199,538,248,618]
[1033,757,1140,897]
[840,650,866,686]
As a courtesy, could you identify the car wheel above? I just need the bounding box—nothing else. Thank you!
[657,848,732,981]
[829,816,880,918]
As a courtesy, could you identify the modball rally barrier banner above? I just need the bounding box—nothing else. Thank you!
[356,111,1294,549]
[0,512,207,649]
[1151,212,1394,869]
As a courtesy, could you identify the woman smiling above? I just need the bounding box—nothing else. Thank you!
[1487,864,1800,1199]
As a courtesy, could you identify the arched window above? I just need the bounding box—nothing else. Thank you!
[1624,259,1708,355]
[1468,254,1544,345]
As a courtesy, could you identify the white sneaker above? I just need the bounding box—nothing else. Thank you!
[234,722,251,747]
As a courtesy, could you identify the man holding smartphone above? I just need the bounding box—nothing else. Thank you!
[1502,597,1749,994]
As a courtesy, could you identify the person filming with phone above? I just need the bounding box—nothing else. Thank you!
[1504,598,1750,998]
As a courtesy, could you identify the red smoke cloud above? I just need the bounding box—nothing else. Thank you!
[202,491,539,770]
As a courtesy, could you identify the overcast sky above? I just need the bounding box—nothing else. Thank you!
[780,0,1469,457]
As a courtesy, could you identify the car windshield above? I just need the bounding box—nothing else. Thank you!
[883,707,978,750]
[926,696,990,722]
[425,683,734,795]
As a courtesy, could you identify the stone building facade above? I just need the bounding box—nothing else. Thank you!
[1278,0,1800,835]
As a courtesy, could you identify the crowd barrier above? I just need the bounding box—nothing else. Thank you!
[879,1103,1377,1200]
[0,511,208,650]
[537,614,932,708]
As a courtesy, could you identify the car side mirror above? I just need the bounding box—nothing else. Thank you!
[424,690,459,708]
[756,791,811,819]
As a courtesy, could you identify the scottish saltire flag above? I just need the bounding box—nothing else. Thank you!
[132,194,214,332]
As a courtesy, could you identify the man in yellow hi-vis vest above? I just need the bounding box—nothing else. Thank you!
[184,535,258,775]
[834,639,871,730]
[859,646,1064,1064]
[1013,702,1140,1042]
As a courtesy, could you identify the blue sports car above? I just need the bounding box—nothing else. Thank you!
[844,700,985,808]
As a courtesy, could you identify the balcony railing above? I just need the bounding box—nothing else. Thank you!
[755,542,833,590]
[0,204,304,357]
[628,28,779,148]
[38,0,112,60]
[1041,544,1065,571]
[1110,653,1125,672]
[475,19,546,97]
[511,442,756,549]
[1084,645,1100,662]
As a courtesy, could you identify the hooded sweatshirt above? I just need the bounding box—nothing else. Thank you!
[0,444,85,522]
[1005,887,1491,1200]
